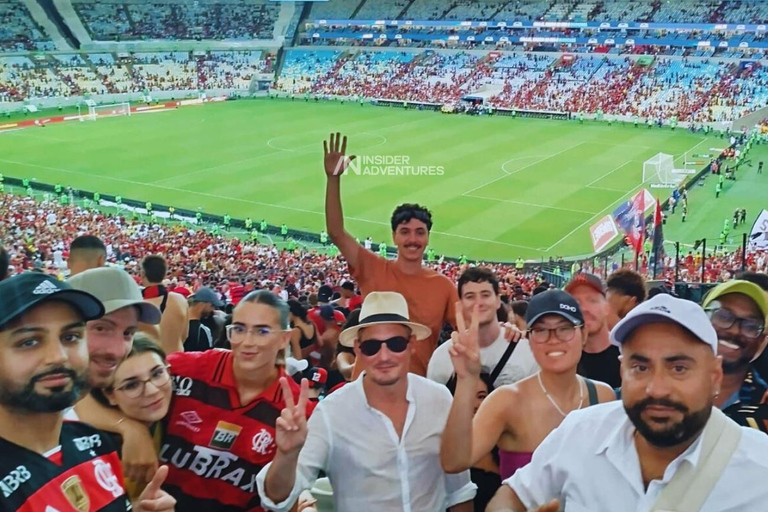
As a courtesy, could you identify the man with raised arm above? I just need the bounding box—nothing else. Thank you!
[322,133,458,376]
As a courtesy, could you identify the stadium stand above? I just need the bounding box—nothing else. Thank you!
[0,0,55,52]
[73,0,279,41]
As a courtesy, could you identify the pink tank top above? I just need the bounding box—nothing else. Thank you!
[498,450,533,480]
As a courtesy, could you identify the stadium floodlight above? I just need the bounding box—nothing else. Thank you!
[86,102,131,121]
[643,152,681,189]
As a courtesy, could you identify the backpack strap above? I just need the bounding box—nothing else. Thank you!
[490,339,518,386]
[585,378,598,406]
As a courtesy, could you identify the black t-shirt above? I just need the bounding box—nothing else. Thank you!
[578,345,622,389]
[0,421,131,512]
[184,319,213,352]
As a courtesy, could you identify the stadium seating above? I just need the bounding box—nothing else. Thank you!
[0,0,54,52]
[0,51,270,101]
[73,0,279,41]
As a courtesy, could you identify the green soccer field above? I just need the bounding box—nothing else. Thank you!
[0,98,744,261]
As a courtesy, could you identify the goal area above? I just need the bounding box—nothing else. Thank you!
[84,101,131,121]
[643,153,681,189]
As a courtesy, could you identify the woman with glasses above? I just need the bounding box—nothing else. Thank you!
[156,289,315,512]
[441,290,615,480]
[104,334,173,501]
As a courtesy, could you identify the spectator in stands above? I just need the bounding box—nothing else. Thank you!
[605,269,647,329]
[67,234,106,276]
[332,280,361,316]
[334,308,360,385]
[323,133,458,376]
[702,281,768,433]
[739,272,768,379]
[257,291,476,512]
[184,287,223,352]
[441,290,613,482]
[0,272,176,512]
[445,372,500,512]
[62,267,162,484]
[140,255,189,354]
[104,334,173,501]
[0,245,8,281]
[488,294,768,512]
[566,273,621,388]
[428,267,538,388]
[287,299,319,364]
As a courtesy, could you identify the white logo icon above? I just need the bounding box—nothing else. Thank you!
[174,377,193,397]
[251,429,274,455]
[92,459,124,498]
[32,280,59,295]
[560,303,577,313]
[176,411,203,433]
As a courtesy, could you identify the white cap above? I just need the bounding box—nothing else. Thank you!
[610,294,718,354]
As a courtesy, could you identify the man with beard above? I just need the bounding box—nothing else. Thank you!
[66,267,163,484]
[566,273,621,388]
[184,287,223,352]
[323,133,458,376]
[702,280,768,432]
[0,272,175,512]
[487,293,768,512]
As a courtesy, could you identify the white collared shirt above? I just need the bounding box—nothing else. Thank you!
[506,401,768,512]
[256,373,476,512]
[427,330,538,387]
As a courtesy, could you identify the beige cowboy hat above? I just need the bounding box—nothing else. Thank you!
[338,291,431,347]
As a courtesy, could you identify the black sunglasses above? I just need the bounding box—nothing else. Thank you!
[359,336,409,356]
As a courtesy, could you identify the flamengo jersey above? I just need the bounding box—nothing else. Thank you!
[162,350,314,512]
[0,422,130,512]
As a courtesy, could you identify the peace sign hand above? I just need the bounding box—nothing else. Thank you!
[448,301,482,378]
[323,133,356,178]
[275,378,310,456]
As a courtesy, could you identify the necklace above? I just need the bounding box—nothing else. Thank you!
[537,372,584,418]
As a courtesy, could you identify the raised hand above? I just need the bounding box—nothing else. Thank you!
[136,465,176,512]
[275,377,310,456]
[448,301,481,378]
[323,132,356,177]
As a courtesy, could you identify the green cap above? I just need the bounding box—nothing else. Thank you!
[702,280,768,320]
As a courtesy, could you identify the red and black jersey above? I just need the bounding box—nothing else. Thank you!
[0,422,130,512]
[162,350,315,512]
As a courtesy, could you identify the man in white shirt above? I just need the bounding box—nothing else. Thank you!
[257,291,476,512]
[488,294,768,512]
[428,267,537,388]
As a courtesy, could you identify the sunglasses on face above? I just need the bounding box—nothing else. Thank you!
[359,336,410,356]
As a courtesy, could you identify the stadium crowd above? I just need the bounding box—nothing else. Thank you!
[3,132,768,512]
[0,51,271,102]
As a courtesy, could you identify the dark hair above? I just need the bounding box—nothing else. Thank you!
[458,267,499,297]
[737,271,768,292]
[510,300,528,318]
[336,308,361,356]
[287,299,308,322]
[606,269,647,304]
[496,303,509,322]
[70,235,106,254]
[390,203,433,232]
[0,245,8,281]
[446,372,494,396]
[104,333,166,394]
[141,255,168,284]
[238,290,290,329]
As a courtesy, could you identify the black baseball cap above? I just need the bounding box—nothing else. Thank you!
[318,285,333,303]
[189,287,224,307]
[525,289,584,326]
[0,273,105,329]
